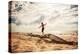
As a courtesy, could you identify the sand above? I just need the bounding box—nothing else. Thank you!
[9,32,78,53]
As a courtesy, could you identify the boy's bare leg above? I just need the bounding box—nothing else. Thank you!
[42,28,44,36]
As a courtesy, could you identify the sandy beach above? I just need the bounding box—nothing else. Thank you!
[9,32,78,53]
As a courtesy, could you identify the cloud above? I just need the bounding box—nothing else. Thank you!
[10,2,78,34]
[9,16,22,26]
[9,16,16,24]
[71,5,78,9]
[29,15,45,25]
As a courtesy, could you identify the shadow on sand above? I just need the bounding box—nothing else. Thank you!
[26,33,78,45]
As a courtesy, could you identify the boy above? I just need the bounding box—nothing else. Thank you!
[39,22,47,35]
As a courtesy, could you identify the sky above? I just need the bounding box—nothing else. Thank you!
[9,1,78,34]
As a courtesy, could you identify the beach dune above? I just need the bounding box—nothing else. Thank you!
[9,32,78,53]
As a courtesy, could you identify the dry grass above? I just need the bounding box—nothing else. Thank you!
[9,32,78,53]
